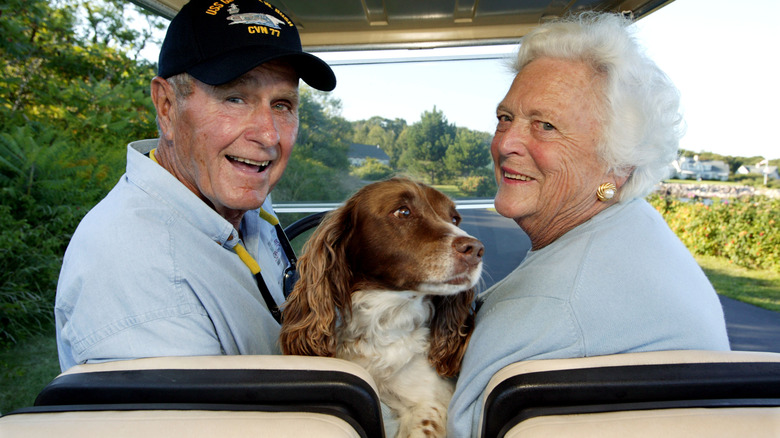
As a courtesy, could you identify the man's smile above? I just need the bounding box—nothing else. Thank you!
[227,155,271,172]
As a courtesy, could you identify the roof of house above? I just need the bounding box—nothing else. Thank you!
[739,165,778,174]
[348,143,390,161]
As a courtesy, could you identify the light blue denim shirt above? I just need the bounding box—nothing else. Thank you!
[55,140,289,371]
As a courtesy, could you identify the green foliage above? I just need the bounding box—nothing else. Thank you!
[0,331,61,414]
[649,195,780,272]
[0,126,96,345]
[351,157,394,181]
[274,154,349,202]
[0,206,64,346]
[399,107,456,184]
[273,87,353,202]
[351,116,407,167]
[732,174,780,189]
[0,0,158,345]
[458,173,496,197]
[445,128,492,179]
[295,87,351,171]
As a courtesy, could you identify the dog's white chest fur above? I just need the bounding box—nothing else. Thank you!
[336,290,454,437]
[336,291,432,377]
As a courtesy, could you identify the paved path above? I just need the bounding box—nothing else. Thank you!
[720,295,780,352]
[459,208,780,353]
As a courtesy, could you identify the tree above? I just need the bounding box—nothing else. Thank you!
[0,0,159,344]
[399,107,455,184]
[352,116,407,168]
[445,128,492,178]
[77,0,166,60]
[293,87,350,171]
[273,87,352,202]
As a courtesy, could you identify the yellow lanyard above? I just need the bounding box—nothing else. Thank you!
[235,210,293,324]
[234,208,279,276]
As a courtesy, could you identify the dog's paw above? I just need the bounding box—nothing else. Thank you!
[396,405,447,438]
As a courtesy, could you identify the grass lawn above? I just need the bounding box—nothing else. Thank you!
[0,331,59,415]
[696,254,780,312]
[1,255,778,415]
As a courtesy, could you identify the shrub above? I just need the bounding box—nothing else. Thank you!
[458,175,496,197]
[0,206,64,345]
[350,158,394,181]
[648,194,780,272]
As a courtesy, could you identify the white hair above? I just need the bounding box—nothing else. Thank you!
[513,12,684,201]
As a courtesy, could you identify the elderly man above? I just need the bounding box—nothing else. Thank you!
[55,0,336,371]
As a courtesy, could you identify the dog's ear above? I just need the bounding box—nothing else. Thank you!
[427,289,475,378]
[279,207,355,357]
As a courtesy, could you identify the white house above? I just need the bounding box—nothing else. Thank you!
[673,156,729,181]
[736,161,779,180]
[348,143,391,167]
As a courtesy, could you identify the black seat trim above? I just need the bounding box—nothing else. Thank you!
[482,361,780,438]
[33,368,383,438]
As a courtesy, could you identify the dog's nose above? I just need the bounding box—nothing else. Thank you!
[453,236,484,266]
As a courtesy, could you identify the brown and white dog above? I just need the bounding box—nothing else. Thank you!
[280,177,483,438]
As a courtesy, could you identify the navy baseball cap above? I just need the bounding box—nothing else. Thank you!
[158,0,336,91]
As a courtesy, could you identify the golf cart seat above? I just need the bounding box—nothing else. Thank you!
[0,355,384,438]
[480,349,780,438]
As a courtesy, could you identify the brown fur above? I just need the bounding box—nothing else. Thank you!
[279,177,481,377]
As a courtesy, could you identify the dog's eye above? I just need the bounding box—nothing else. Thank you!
[452,215,461,225]
[393,207,411,219]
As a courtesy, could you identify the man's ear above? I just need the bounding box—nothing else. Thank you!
[151,76,176,143]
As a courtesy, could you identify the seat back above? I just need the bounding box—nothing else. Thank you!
[480,350,780,438]
[0,355,384,438]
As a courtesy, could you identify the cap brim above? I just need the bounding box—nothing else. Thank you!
[188,46,336,91]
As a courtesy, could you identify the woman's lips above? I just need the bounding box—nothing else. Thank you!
[502,170,533,181]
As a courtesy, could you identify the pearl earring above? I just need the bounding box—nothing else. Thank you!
[596,182,616,202]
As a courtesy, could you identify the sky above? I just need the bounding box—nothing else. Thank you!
[316,0,779,160]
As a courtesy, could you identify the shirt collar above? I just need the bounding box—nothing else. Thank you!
[126,140,240,248]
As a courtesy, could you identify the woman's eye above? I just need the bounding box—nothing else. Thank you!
[393,207,411,218]
[495,114,512,132]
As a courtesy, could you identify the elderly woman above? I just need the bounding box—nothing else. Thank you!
[447,12,730,437]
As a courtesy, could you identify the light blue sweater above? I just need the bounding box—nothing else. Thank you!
[447,198,730,437]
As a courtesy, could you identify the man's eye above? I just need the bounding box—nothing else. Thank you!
[226,97,244,104]
[541,122,555,131]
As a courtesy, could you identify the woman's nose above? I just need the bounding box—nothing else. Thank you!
[493,121,529,157]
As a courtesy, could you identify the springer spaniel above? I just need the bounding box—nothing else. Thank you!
[280,177,483,438]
